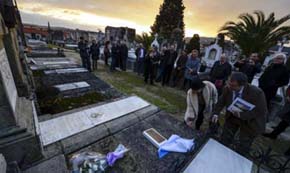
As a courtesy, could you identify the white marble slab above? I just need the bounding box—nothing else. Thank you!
[0,49,18,112]
[183,139,253,173]
[42,61,71,65]
[44,68,88,75]
[54,82,90,91]
[39,96,150,146]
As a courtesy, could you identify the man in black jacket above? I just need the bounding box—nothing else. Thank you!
[172,50,188,87]
[162,45,177,86]
[144,48,160,85]
[259,53,290,108]
[90,40,100,71]
[234,53,262,83]
[78,37,91,72]
[120,42,128,71]
[135,44,146,75]
[210,54,232,95]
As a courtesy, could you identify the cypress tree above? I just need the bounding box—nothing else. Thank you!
[151,0,185,40]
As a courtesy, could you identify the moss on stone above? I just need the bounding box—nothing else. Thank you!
[38,92,107,115]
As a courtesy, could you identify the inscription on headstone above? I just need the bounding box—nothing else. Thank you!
[0,48,17,112]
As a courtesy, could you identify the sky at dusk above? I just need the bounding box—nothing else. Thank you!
[18,0,290,37]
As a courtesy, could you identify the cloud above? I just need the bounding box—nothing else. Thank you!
[18,0,290,37]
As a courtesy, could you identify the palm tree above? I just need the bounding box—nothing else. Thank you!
[220,11,290,61]
[135,33,154,50]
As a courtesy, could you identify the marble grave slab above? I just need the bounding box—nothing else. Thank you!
[44,68,88,75]
[183,139,253,173]
[39,96,150,146]
[54,82,90,91]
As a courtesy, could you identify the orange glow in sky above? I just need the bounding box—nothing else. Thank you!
[18,0,290,37]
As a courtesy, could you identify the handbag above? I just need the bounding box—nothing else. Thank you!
[215,80,223,89]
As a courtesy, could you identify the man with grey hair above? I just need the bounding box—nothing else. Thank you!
[210,53,232,95]
[212,72,267,151]
[259,53,289,108]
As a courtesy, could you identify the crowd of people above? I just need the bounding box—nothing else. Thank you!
[78,37,128,72]
[183,53,290,156]
[78,37,290,156]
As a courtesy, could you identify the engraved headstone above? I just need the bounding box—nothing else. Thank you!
[0,48,18,112]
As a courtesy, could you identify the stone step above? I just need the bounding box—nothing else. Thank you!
[0,132,32,147]
[0,133,43,170]
[0,126,27,139]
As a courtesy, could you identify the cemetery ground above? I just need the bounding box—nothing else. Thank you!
[65,51,290,157]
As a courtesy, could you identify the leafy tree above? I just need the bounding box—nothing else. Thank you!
[151,0,185,40]
[220,11,290,61]
[186,34,200,53]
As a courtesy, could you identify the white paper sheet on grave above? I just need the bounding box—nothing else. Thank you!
[54,82,90,91]
[39,96,150,146]
[0,49,17,112]
[183,139,253,173]
[227,97,255,113]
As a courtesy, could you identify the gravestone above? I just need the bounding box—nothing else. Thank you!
[0,48,18,113]
[183,139,253,173]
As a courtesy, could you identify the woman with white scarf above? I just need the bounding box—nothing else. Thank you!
[184,78,218,131]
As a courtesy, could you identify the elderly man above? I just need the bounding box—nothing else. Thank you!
[259,53,290,108]
[183,49,201,89]
[212,72,267,151]
[210,54,232,95]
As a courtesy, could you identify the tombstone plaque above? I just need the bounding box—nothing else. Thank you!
[0,48,17,112]
[183,139,253,173]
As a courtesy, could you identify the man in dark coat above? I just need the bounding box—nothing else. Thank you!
[162,45,177,86]
[120,42,128,71]
[264,85,290,139]
[172,50,188,87]
[144,48,160,85]
[135,44,146,75]
[104,41,110,66]
[234,53,262,83]
[90,40,100,71]
[210,54,232,95]
[78,37,91,72]
[212,72,268,151]
[110,42,119,72]
[259,53,290,108]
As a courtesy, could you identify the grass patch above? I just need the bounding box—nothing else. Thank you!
[94,65,186,115]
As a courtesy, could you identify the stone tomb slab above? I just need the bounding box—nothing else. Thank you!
[39,96,150,146]
[31,58,75,66]
[30,64,79,71]
[44,68,88,75]
[54,82,90,92]
[183,138,253,173]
